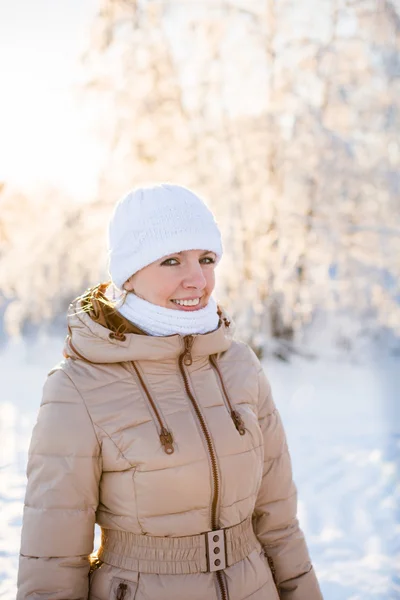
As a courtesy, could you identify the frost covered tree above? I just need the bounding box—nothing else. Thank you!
[79,0,400,356]
[0,185,109,336]
[1,0,399,357]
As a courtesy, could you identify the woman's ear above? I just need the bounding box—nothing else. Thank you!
[123,276,135,292]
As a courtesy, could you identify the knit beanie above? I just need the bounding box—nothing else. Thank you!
[107,184,223,289]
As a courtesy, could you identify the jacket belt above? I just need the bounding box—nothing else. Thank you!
[97,515,261,575]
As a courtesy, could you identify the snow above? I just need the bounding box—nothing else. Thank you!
[0,336,399,599]
[265,356,400,599]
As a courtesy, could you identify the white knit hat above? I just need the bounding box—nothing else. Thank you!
[107,183,223,289]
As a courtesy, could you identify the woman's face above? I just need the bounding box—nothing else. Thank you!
[123,249,217,311]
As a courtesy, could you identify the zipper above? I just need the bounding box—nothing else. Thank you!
[178,335,228,600]
[266,553,277,586]
[216,571,228,600]
[182,334,195,366]
[209,355,246,436]
[131,361,174,455]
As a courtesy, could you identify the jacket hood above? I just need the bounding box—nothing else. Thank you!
[64,283,233,364]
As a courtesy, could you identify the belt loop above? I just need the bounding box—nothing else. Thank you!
[205,529,227,572]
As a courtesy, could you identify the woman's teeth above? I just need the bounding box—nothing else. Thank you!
[172,298,200,307]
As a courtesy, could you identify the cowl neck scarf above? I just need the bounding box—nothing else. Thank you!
[106,286,220,337]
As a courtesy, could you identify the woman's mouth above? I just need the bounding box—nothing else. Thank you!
[171,298,202,310]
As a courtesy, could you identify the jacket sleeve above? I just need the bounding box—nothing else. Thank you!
[17,367,102,600]
[252,365,323,600]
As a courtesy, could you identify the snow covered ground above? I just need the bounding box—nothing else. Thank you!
[0,336,399,599]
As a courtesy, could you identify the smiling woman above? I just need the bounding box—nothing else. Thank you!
[104,184,223,337]
[17,183,323,600]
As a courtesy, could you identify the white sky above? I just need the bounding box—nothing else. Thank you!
[0,0,101,200]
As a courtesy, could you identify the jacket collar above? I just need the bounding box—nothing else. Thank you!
[64,284,233,364]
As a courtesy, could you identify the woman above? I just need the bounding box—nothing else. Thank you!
[17,184,322,600]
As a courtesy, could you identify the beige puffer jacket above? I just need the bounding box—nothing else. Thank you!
[17,286,322,600]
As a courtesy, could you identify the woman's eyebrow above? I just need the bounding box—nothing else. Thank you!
[172,251,215,257]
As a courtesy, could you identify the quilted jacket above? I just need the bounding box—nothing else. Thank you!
[17,284,322,600]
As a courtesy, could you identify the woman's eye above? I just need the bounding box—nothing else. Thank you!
[161,258,179,266]
[201,257,216,264]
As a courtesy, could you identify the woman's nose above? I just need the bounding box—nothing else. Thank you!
[182,264,207,289]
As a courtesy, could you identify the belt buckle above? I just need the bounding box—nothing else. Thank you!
[205,529,227,572]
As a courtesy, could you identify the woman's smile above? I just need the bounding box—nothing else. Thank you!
[170,297,203,310]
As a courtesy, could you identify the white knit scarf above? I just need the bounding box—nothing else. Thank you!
[106,286,220,337]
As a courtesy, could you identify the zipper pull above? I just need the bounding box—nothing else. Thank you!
[160,426,174,454]
[116,582,128,600]
[183,335,194,366]
[231,410,246,435]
